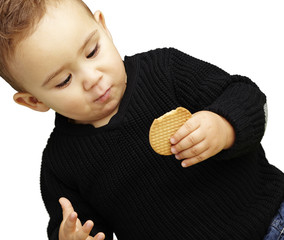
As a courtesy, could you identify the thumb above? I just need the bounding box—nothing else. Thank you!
[59,197,75,220]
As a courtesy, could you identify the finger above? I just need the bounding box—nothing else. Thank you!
[59,197,75,221]
[171,129,204,154]
[93,232,105,240]
[75,220,94,240]
[63,211,78,235]
[170,118,199,145]
[85,232,105,240]
[175,141,208,160]
[82,220,94,234]
[181,149,211,168]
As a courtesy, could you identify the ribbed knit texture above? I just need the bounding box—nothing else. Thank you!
[41,48,284,240]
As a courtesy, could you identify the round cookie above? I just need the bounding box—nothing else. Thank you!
[149,107,192,155]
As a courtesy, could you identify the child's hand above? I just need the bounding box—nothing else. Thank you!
[170,111,235,168]
[59,197,105,240]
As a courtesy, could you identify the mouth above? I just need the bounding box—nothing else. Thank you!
[95,88,111,103]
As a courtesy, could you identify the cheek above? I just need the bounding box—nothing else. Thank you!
[107,56,125,78]
[61,98,85,112]
[102,43,123,69]
[47,92,85,114]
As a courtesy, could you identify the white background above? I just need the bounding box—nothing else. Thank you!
[0,0,283,239]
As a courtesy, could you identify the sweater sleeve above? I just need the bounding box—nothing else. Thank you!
[169,48,267,159]
[40,158,113,240]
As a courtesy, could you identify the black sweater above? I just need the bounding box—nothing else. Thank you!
[41,48,284,240]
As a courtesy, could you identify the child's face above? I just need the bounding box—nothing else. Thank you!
[10,0,127,127]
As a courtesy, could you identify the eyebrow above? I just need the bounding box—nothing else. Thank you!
[42,29,98,87]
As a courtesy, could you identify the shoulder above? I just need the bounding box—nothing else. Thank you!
[123,47,181,74]
[127,47,199,61]
[124,47,178,62]
[124,47,217,71]
[41,128,79,186]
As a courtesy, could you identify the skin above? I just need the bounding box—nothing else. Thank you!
[8,0,235,239]
[59,197,105,240]
[170,111,235,168]
[10,0,127,128]
[10,0,121,239]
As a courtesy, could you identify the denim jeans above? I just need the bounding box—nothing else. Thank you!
[264,201,284,240]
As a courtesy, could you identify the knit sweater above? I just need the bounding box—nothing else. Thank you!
[41,48,284,240]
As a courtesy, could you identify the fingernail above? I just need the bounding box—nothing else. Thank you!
[171,147,177,154]
[86,221,93,228]
[175,154,180,160]
[170,138,176,144]
[97,233,105,240]
[182,162,187,168]
[70,212,77,221]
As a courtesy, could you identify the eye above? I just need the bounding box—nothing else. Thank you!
[56,74,72,88]
[87,44,99,59]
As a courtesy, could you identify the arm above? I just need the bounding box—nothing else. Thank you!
[40,160,113,240]
[169,48,266,163]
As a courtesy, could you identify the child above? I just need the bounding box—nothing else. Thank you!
[1,0,284,239]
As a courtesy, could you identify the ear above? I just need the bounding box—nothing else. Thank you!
[94,11,113,40]
[13,92,50,112]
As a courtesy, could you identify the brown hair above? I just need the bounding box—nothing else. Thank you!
[0,0,93,92]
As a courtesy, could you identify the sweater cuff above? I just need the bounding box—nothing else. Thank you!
[204,77,266,160]
[48,226,59,240]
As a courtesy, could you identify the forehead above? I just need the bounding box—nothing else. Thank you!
[10,0,96,84]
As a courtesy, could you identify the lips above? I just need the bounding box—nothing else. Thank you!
[95,88,111,103]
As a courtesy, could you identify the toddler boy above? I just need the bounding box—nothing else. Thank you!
[1,0,284,239]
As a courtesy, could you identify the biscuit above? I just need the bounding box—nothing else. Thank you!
[149,107,192,155]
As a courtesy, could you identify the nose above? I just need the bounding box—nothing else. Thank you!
[82,68,103,91]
